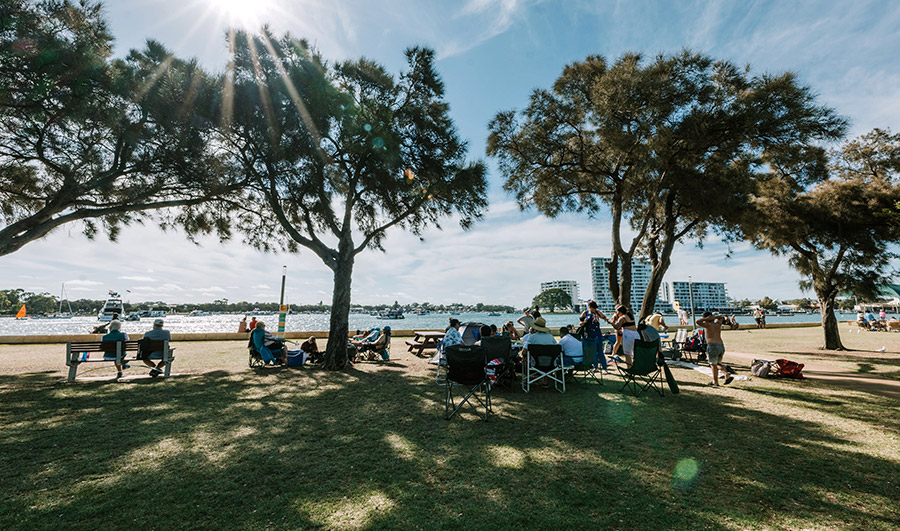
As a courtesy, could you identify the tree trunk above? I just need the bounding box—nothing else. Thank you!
[640,232,676,321]
[323,254,355,369]
[618,252,632,309]
[819,294,845,350]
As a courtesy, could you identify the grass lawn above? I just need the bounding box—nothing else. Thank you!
[723,325,900,380]
[0,332,898,530]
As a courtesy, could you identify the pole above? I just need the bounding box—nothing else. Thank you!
[278,266,287,340]
[688,275,696,332]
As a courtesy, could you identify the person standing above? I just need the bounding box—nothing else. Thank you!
[696,312,734,387]
[248,316,258,332]
[579,300,609,373]
[517,308,536,335]
[753,308,762,328]
[238,316,248,333]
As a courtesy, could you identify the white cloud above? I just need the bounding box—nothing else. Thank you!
[118,275,156,282]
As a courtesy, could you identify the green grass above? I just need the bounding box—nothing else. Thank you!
[723,326,900,380]
[0,335,898,530]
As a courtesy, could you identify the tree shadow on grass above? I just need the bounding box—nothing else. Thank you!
[0,365,898,529]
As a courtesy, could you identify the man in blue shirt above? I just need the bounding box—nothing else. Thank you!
[101,320,129,379]
[140,319,172,378]
[557,326,584,365]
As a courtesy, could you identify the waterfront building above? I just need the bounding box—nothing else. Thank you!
[662,281,729,311]
[591,258,668,313]
[540,280,580,309]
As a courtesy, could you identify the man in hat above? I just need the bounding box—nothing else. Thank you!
[140,318,172,377]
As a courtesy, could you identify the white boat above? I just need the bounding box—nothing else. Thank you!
[38,283,74,319]
[97,292,124,321]
[188,310,212,317]
[377,309,405,320]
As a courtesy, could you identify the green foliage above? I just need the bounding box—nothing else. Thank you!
[758,296,778,311]
[532,288,573,312]
[217,31,487,367]
[487,50,845,319]
[0,1,240,257]
[740,129,900,349]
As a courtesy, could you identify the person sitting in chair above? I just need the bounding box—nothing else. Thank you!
[251,322,287,365]
[140,318,171,378]
[301,336,320,363]
[354,326,390,360]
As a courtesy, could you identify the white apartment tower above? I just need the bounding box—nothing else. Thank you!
[591,257,666,313]
[539,280,580,308]
[663,281,728,310]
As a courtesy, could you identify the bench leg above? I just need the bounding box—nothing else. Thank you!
[67,363,78,382]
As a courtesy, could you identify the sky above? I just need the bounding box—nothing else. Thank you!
[2,0,899,307]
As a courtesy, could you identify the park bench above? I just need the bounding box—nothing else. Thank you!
[65,339,174,382]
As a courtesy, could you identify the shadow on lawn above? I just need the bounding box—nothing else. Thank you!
[0,365,898,529]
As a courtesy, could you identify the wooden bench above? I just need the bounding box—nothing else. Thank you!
[65,340,174,382]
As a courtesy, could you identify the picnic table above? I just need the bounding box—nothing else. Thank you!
[406,330,445,357]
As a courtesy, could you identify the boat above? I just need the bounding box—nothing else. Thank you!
[97,292,124,321]
[15,304,27,320]
[37,283,74,319]
[377,309,405,320]
[124,313,141,321]
[188,310,212,317]
[487,311,501,316]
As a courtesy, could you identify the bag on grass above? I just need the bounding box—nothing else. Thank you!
[775,359,805,379]
[750,359,772,378]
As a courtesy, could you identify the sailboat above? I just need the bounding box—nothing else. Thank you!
[39,284,74,319]
[15,304,27,319]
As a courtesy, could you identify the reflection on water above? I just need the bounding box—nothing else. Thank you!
[0,312,851,336]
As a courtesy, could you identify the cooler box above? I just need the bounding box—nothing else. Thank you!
[286,350,305,367]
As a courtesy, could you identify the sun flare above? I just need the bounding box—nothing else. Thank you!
[210,0,275,27]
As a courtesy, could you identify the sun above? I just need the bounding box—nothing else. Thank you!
[209,0,275,27]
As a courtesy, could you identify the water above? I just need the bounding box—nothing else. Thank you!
[0,311,850,336]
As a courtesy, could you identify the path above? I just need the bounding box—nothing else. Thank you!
[727,350,900,401]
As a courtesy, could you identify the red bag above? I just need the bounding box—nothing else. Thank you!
[775,359,805,379]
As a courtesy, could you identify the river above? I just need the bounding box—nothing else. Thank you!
[0,311,854,336]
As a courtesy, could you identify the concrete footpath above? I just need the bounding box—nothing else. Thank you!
[726,350,900,401]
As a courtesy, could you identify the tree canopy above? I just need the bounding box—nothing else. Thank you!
[739,128,900,349]
[532,288,573,313]
[488,51,845,320]
[0,0,240,257]
[217,31,487,368]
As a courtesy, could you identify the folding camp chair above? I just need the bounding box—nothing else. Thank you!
[522,344,568,393]
[571,338,603,385]
[617,339,665,397]
[663,328,688,360]
[480,335,515,390]
[444,344,491,421]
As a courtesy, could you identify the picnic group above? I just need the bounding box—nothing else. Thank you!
[434,302,735,388]
[855,309,900,331]
[93,305,736,387]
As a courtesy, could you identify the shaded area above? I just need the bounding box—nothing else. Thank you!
[0,343,898,529]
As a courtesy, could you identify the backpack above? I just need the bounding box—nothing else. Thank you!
[750,359,772,378]
[775,359,805,379]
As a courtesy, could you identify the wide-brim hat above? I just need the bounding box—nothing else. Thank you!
[530,317,550,333]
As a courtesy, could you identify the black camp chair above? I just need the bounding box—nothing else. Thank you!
[617,339,664,397]
[444,344,491,421]
[480,335,515,390]
[522,344,567,393]
[571,337,603,385]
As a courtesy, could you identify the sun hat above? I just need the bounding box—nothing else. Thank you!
[530,317,550,333]
[153,318,164,327]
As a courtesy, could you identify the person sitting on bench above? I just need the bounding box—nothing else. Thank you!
[140,318,171,378]
[101,320,129,379]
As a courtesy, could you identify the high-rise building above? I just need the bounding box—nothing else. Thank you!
[665,281,728,310]
[539,280,579,308]
[591,257,666,313]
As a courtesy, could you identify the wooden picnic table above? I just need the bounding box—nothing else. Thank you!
[406,330,445,357]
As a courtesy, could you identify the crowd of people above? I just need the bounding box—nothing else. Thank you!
[856,309,899,331]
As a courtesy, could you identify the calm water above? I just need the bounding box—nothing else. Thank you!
[0,311,849,336]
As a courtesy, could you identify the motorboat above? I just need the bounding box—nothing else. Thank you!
[124,313,142,321]
[188,310,212,317]
[97,292,124,321]
[377,309,405,320]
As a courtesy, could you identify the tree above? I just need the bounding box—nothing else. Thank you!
[0,1,239,257]
[532,288,573,312]
[757,296,777,311]
[218,31,487,368]
[488,51,845,320]
[740,129,900,349]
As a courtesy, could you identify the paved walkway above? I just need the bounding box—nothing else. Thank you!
[727,350,900,401]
